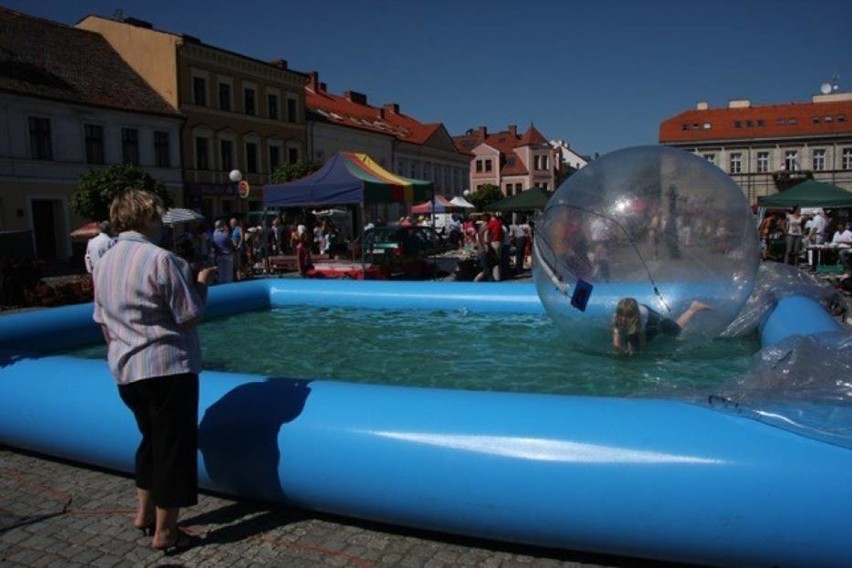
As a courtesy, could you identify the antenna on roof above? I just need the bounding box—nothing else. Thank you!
[831,72,840,92]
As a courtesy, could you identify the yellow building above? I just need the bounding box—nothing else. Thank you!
[78,15,309,220]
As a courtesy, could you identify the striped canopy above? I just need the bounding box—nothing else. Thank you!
[263,151,433,207]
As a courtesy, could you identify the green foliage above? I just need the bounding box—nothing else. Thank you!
[71,164,173,222]
[468,184,503,211]
[270,160,323,183]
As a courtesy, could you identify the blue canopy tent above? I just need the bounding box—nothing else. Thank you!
[263,151,433,207]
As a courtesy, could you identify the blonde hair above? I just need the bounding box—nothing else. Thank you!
[613,297,641,336]
[109,188,165,234]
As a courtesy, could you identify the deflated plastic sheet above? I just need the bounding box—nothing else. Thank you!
[714,262,851,448]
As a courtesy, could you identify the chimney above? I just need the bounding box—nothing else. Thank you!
[377,107,385,119]
[476,126,488,138]
[344,90,368,105]
[508,124,517,137]
[320,82,327,92]
[696,101,709,110]
[383,103,399,114]
[269,59,288,70]
[308,71,325,93]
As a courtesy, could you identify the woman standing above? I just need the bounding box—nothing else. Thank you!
[783,205,804,266]
[92,188,216,554]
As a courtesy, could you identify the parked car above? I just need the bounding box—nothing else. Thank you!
[358,225,452,279]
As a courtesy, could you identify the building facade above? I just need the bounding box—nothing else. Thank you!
[0,8,183,262]
[453,125,560,197]
[78,15,309,219]
[660,90,852,204]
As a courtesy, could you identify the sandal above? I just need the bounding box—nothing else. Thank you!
[153,530,200,556]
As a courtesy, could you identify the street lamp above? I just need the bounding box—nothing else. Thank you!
[229,169,243,214]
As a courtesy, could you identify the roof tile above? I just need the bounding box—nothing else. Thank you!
[0,8,180,117]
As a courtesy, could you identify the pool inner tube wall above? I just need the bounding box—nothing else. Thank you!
[0,279,849,567]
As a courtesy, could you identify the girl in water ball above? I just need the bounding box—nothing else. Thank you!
[612,297,711,355]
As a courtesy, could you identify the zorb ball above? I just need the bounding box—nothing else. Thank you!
[533,146,760,353]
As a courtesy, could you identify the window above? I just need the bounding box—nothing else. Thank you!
[84,124,104,164]
[154,131,170,167]
[287,146,299,164]
[733,121,742,128]
[757,152,769,173]
[484,159,492,173]
[269,145,281,171]
[193,76,207,106]
[220,140,234,172]
[218,82,232,111]
[534,155,549,170]
[268,93,279,120]
[703,153,715,164]
[28,117,52,160]
[729,153,742,174]
[121,128,139,165]
[515,183,522,193]
[703,122,712,129]
[244,87,256,115]
[286,95,298,122]
[245,142,258,173]
[505,183,513,195]
[784,150,798,171]
[757,120,765,127]
[813,149,826,171]
[776,118,787,126]
[195,136,210,170]
[838,115,846,123]
[843,148,852,170]
[475,159,483,173]
[788,118,798,125]
[681,124,688,131]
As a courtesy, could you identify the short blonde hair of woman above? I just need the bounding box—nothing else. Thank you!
[109,188,166,234]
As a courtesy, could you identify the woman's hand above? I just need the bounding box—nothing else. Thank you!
[197,266,217,285]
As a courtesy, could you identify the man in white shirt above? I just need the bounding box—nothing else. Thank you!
[809,209,828,244]
[85,221,114,274]
[832,221,852,268]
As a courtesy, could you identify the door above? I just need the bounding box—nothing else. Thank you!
[31,199,58,260]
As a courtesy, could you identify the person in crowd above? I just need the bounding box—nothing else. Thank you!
[808,209,828,245]
[296,227,315,277]
[229,218,244,280]
[85,221,114,274]
[758,212,780,261]
[612,297,711,355]
[473,222,494,282]
[212,220,234,284]
[484,213,504,281]
[509,216,530,273]
[92,188,216,554]
[271,218,285,255]
[832,221,852,268]
[782,205,804,266]
[447,215,462,249]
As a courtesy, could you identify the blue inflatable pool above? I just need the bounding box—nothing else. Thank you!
[0,279,850,567]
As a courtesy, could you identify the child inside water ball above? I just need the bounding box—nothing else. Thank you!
[612,297,711,355]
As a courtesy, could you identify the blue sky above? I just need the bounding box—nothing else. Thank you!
[8,0,852,157]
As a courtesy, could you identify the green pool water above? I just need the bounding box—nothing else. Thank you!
[70,306,759,397]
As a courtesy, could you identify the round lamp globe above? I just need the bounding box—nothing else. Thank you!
[229,169,243,183]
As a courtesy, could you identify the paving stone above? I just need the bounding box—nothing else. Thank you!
[0,447,665,568]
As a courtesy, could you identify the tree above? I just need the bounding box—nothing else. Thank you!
[71,164,173,222]
[270,160,323,183]
[467,184,503,211]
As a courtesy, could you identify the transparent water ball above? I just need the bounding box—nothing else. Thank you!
[533,146,760,353]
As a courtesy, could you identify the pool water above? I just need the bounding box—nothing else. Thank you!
[70,306,759,397]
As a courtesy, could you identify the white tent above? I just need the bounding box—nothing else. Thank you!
[449,196,475,209]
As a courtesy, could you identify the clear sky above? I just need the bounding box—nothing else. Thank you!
[7,0,852,157]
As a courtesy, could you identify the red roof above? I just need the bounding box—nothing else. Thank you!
[305,72,442,144]
[660,98,852,143]
[0,8,180,117]
[452,125,549,176]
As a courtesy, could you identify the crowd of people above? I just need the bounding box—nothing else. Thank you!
[759,206,852,272]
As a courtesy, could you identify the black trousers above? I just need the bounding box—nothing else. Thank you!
[118,373,199,508]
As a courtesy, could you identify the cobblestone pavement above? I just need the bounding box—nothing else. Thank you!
[0,446,690,568]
